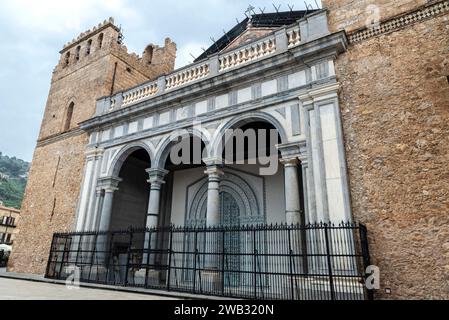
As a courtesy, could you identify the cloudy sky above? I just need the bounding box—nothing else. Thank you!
[0,0,321,162]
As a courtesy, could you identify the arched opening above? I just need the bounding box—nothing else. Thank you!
[143,45,154,65]
[219,120,284,223]
[109,149,151,231]
[64,52,70,67]
[86,39,92,55]
[98,33,104,49]
[161,134,207,227]
[63,102,74,132]
[75,46,81,62]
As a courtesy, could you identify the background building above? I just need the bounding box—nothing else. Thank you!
[0,203,20,246]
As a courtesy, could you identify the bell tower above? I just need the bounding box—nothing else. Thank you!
[9,18,176,275]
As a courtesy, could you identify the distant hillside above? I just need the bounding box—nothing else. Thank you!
[0,152,29,209]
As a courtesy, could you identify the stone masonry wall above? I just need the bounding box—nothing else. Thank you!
[322,0,428,33]
[8,134,88,274]
[326,2,449,299]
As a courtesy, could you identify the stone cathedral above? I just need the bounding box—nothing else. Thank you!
[9,0,449,300]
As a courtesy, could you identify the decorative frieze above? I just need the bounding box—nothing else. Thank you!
[349,0,449,43]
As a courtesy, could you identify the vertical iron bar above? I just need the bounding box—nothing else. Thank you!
[288,227,295,300]
[193,231,198,294]
[359,224,373,300]
[167,227,173,292]
[87,233,98,283]
[124,230,134,286]
[105,232,115,284]
[221,228,225,296]
[253,228,257,299]
[324,224,335,300]
[45,234,57,278]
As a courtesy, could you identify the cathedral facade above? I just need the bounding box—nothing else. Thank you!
[10,0,449,300]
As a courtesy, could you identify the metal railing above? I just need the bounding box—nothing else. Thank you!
[45,222,372,300]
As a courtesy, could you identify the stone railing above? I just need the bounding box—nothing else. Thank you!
[121,81,158,107]
[97,10,331,115]
[286,25,301,47]
[165,62,210,90]
[218,35,276,72]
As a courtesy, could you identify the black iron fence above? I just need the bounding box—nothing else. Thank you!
[45,222,373,300]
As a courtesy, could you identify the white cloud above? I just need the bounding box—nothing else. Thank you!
[175,41,209,69]
[1,0,136,34]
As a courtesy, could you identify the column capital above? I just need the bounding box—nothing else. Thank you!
[202,157,224,168]
[85,148,105,160]
[146,168,169,187]
[298,83,340,109]
[97,176,122,193]
[277,142,307,160]
[203,157,224,178]
[280,157,300,167]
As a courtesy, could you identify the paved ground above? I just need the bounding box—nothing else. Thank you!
[0,277,178,300]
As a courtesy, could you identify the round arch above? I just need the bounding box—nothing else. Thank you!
[154,127,211,169]
[186,172,263,226]
[209,111,289,158]
[108,141,155,177]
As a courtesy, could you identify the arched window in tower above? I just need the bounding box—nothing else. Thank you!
[65,52,70,67]
[64,102,74,132]
[98,33,104,49]
[86,39,92,55]
[75,46,81,61]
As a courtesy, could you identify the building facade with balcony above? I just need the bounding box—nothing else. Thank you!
[12,0,449,300]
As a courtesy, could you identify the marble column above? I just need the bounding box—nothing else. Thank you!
[203,158,224,291]
[85,150,104,231]
[96,177,121,264]
[143,168,168,265]
[281,157,302,225]
[91,189,104,231]
[204,161,224,227]
[145,168,169,229]
[75,151,96,231]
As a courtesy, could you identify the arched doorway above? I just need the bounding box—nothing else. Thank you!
[109,149,151,231]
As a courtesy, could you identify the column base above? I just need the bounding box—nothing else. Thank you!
[286,210,302,225]
[201,270,223,293]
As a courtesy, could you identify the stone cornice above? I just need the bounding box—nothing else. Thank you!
[36,128,85,148]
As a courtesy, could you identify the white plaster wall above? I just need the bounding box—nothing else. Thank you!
[143,117,153,130]
[195,100,208,115]
[171,167,205,226]
[170,164,286,226]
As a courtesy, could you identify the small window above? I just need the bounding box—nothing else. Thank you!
[65,52,70,66]
[64,102,74,131]
[75,46,81,61]
[86,39,92,55]
[98,33,104,49]
[144,45,154,65]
